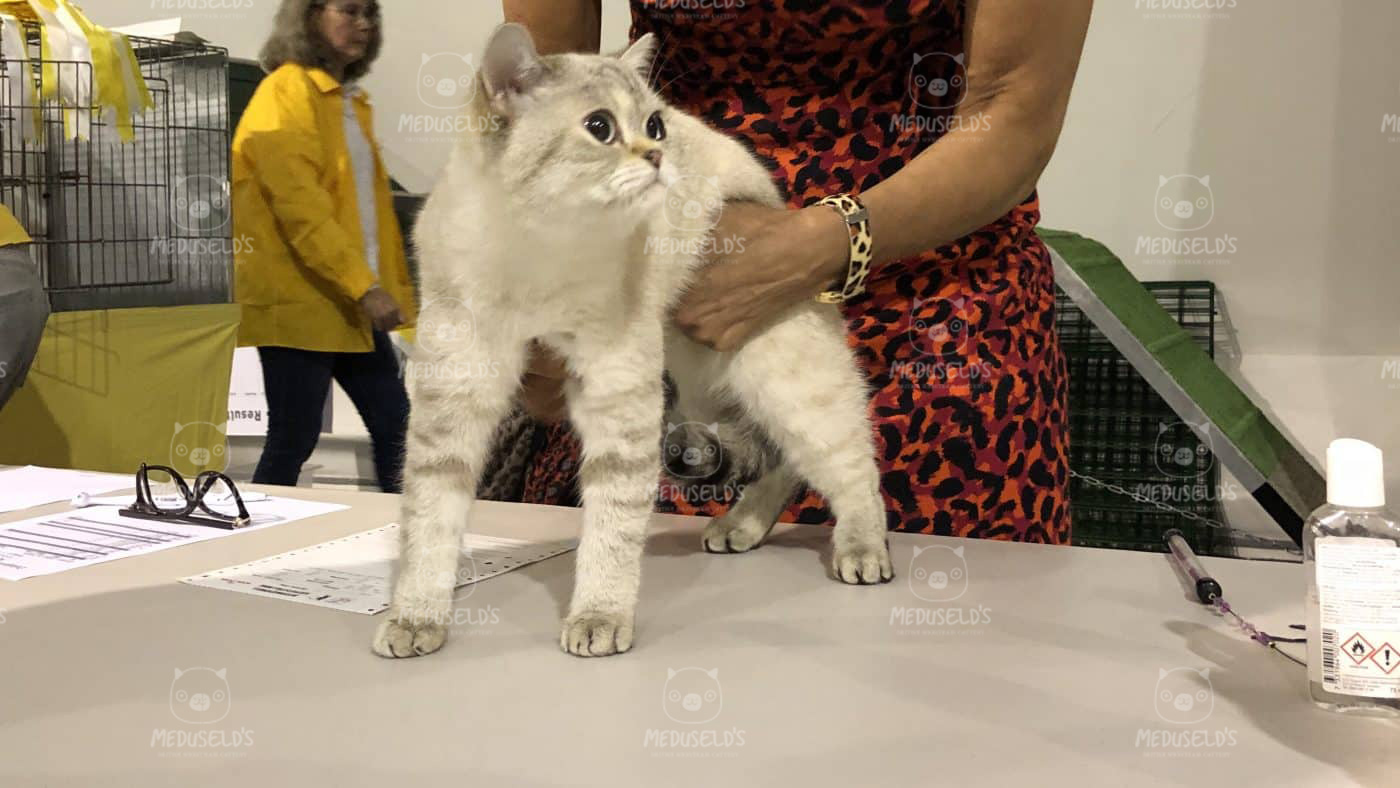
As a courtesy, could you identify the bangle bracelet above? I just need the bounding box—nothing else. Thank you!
[814,193,873,304]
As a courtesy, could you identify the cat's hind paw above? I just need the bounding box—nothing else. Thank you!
[832,540,894,585]
[372,615,448,658]
[702,510,773,554]
[560,611,634,657]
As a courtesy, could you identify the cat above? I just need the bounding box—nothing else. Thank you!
[373,24,892,660]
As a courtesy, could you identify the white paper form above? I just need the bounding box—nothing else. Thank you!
[0,496,348,580]
[181,525,577,615]
[0,465,133,514]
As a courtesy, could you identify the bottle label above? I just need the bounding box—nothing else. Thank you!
[1312,537,1400,698]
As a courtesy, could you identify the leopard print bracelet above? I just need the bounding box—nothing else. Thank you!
[814,193,873,304]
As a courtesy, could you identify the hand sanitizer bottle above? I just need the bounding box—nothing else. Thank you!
[1305,438,1400,715]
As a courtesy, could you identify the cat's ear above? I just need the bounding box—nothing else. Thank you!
[953,546,964,557]
[912,545,926,556]
[1159,175,1169,187]
[706,668,719,679]
[667,422,676,431]
[173,421,183,432]
[422,53,430,65]
[1198,176,1211,187]
[174,668,184,679]
[707,423,719,433]
[619,33,658,79]
[216,668,227,680]
[912,53,924,64]
[1197,668,1210,680]
[1159,668,1169,680]
[216,422,227,434]
[1158,421,1170,434]
[481,23,547,110]
[953,53,966,66]
[668,668,677,679]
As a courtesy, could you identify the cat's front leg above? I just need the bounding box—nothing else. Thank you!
[373,338,525,658]
[558,337,665,657]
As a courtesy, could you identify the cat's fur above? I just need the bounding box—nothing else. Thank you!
[373,24,892,660]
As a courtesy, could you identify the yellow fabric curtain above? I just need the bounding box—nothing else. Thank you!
[0,205,30,246]
[0,0,154,142]
[0,304,241,475]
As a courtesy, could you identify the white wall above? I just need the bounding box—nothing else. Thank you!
[77,0,1400,498]
[1039,0,1400,498]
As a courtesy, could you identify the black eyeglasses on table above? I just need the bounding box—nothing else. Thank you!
[119,463,251,530]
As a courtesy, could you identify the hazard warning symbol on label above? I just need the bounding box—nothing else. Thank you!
[1369,642,1400,675]
[1341,633,1375,666]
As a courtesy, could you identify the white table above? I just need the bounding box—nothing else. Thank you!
[0,484,1395,787]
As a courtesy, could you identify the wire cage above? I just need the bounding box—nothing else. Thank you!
[0,18,231,312]
[1057,281,1227,556]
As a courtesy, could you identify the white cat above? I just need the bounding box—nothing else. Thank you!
[373,24,892,660]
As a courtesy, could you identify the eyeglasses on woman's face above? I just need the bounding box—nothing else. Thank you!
[322,1,380,25]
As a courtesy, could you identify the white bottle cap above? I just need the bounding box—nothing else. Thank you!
[1326,438,1385,508]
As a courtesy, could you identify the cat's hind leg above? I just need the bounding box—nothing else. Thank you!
[702,463,797,553]
[373,334,527,658]
[557,333,666,657]
[719,309,893,584]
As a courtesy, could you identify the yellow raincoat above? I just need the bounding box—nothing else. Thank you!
[233,64,417,353]
[0,204,30,246]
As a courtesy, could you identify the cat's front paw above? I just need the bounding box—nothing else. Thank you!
[560,610,634,657]
[832,540,894,585]
[702,510,772,554]
[372,615,448,658]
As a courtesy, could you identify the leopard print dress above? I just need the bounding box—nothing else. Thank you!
[509,0,1072,543]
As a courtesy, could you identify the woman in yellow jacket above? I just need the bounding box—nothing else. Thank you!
[234,0,416,492]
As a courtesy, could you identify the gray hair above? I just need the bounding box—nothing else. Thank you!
[259,0,382,81]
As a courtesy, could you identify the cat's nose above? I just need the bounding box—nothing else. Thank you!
[643,149,663,169]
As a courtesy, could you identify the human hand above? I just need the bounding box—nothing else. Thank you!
[672,201,850,352]
[359,286,405,332]
[519,340,571,424]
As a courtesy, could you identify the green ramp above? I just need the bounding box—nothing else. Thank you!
[1038,228,1324,546]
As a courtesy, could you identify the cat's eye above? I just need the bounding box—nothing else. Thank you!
[646,111,666,141]
[583,111,617,144]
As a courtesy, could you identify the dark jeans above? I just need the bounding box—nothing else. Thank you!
[253,331,409,493]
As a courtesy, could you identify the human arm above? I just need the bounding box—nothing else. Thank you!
[675,0,1094,350]
[503,0,601,54]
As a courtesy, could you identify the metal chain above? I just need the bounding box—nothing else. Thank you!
[1069,467,1233,531]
